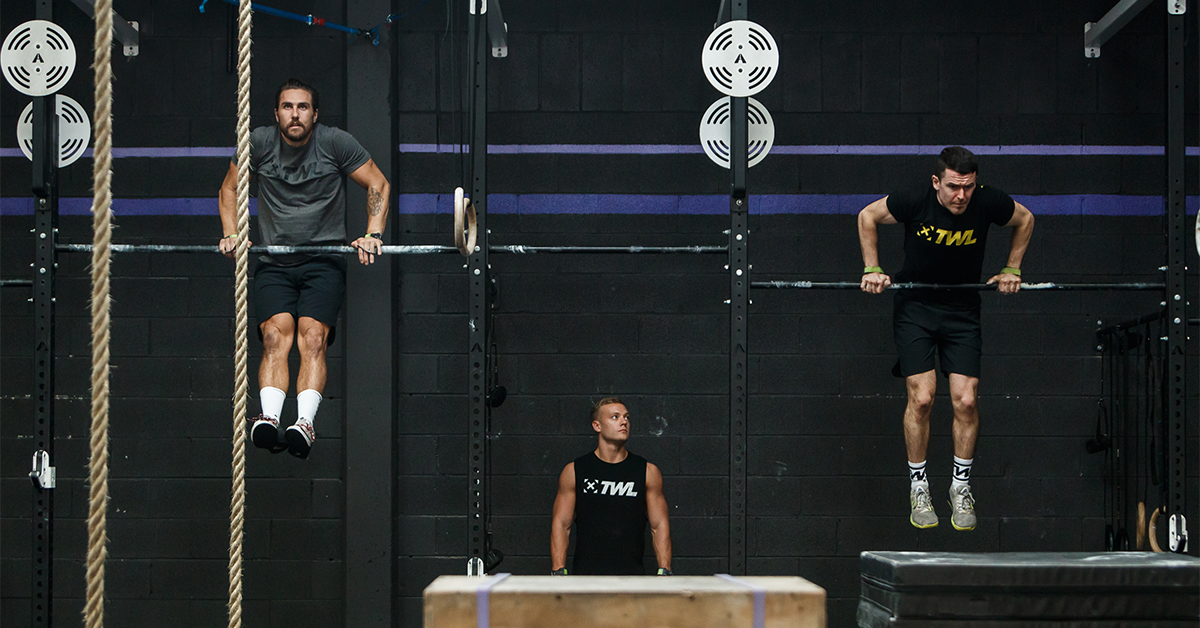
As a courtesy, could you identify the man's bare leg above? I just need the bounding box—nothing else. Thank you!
[947,373,980,530]
[252,313,295,449]
[904,370,938,528]
[285,316,331,459]
[295,316,330,394]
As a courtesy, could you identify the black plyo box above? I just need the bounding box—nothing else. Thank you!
[858,551,1200,628]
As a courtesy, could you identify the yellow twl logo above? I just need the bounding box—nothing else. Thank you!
[918,223,977,246]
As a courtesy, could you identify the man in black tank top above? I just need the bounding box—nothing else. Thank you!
[550,397,672,575]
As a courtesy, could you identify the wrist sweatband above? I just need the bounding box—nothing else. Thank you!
[1001,267,1021,276]
[863,266,883,274]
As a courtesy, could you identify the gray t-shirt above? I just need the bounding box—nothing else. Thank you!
[242,123,371,265]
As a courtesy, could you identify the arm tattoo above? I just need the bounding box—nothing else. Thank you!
[368,188,383,216]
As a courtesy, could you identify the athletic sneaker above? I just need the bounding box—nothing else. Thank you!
[949,485,977,531]
[285,420,316,459]
[249,415,286,453]
[909,485,939,528]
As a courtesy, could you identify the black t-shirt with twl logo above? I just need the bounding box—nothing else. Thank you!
[572,451,648,575]
[887,183,1016,308]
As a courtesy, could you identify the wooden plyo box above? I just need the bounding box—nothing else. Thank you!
[424,575,826,628]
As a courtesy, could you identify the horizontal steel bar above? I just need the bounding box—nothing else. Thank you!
[0,279,33,288]
[56,243,458,255]
[1096,309,1166,336]
[752,281,1166,291]
[490,245,727,254]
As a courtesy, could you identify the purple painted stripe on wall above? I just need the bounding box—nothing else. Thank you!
[3,195,1196,216]
[0,197,254,215]
[0,147,236,158]
[397,144,1200,156]
[4,145,1199,158]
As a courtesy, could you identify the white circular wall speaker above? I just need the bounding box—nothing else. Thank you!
[17,95,92,167]
[699,96,774,169]
[702,20,778,97]
[2,20,76,96]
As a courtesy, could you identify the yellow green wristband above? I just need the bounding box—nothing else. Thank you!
[223,234,238,239]
[1001,267,1021,276]
[863,266,883,274]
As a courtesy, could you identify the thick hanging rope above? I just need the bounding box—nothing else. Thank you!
[85,0,114,626]
[227,0,252,626]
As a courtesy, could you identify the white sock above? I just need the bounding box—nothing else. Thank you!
[952,455,973,489]
[259,386,285,421]
[296,389,323,426]
[908,460,929,491]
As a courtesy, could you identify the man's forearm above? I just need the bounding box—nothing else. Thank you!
[365,182,390,234]
[550,524,569,570]
[218,185,238,235]
[651,525,671,570]
[1006,219,1034,268]
[858,217,881,267]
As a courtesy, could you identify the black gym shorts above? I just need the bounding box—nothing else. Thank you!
[891,293,982,379]
[254,255,347,343]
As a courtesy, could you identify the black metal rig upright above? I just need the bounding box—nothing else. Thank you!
[30,1,60,624]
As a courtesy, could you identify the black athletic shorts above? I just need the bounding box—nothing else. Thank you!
[254,255,346,343]
[891,293,982,379]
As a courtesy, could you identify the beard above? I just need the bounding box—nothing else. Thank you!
[281,121,313,143]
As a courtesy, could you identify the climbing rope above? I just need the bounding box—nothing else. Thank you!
[85,0,114,626]
[227,0,252,626]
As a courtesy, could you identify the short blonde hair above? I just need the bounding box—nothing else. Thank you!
[591,396,625,423]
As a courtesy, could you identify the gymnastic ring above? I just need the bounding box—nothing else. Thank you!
[453,186,477,257]
[1137,502,1147,551]
[1149,505,1165,552]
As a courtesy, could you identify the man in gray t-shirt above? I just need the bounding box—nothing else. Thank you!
[217,78,390,459]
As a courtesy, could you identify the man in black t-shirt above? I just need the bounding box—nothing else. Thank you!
[858,147,1035,531]
[550,397,673,575]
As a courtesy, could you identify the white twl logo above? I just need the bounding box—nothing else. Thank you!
[583,479,637,496]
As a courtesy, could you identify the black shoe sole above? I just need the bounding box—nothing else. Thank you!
[251,421,284,452]
[285,427,312,459]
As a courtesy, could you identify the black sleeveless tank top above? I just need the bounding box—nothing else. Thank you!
[572,451,648,575]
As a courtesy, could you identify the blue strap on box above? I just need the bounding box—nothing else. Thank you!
[715,574,765,628]
[474,573,511,628]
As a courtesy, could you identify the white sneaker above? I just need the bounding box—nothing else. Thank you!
[285,420,316,459]
[949,485,977,531]
[910,485,938,529]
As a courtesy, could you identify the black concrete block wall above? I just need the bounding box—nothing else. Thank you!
[2,2,1199,628]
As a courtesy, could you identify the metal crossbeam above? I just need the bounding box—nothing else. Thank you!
[752,281,1166,291]
[56,243,457,254]
[487,0,507,57]
[67,0,139,55]
[56,243,726,255]
[490,245,726,254]
[1084,0,1156,57]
